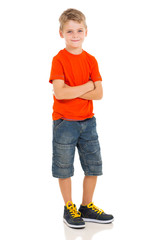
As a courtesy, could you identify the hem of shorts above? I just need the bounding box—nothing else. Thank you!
[52,173,74,179]
[84,172,103,176]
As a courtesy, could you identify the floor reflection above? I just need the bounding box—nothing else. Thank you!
[63,222,114,240]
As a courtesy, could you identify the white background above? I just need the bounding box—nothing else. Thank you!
[0,0,160,239]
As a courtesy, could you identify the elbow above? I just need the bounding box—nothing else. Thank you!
[99,95,103,100]
[54,88,66,100]
[96,90,103,100]
[97,95,103,100]
[56,95,64,100]
[99,91,103,100]
[55,96,62,100]
[54,92,63,100]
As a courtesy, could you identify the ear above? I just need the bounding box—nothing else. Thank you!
[59,29,64,38]
[85,28,88,37]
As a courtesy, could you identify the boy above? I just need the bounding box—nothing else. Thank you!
[49,8,114,229]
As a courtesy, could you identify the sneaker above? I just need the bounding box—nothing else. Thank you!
[63,201,85,229]
[79,202,114,224]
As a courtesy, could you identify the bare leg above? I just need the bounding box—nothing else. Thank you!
[58,177,72,205]
[82,176,97,205]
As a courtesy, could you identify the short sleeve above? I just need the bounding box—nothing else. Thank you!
[90,57,102,82]
[49,57,65,84]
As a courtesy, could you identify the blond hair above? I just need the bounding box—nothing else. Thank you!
[59,8,87,31]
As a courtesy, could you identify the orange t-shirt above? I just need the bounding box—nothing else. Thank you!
[49,48,102,120]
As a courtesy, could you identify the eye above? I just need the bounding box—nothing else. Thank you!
[67,31,72,33]
[78,30,83,32]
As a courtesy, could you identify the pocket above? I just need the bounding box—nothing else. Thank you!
[53,119,65,131]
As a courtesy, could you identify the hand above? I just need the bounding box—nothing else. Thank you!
[87,80,95,91]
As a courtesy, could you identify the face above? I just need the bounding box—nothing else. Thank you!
[59,20,87,52]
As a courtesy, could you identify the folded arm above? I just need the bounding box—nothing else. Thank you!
[64,81,103,100]
[78,81,103,100]
[52,79,95,100]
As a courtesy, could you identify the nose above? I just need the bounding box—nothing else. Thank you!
[73,31,78,38]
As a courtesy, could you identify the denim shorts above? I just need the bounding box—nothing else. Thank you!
[52,116,103,178]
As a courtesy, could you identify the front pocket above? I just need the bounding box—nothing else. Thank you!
[53,119,65,131]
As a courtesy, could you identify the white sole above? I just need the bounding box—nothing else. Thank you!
[63,218,85,229]
[82,217,114,224]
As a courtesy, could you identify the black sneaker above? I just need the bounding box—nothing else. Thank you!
[79,202,114,224]
[63,201,85,229]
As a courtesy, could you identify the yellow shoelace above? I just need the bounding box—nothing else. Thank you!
[87,202,104,215]
[66,201,81,218]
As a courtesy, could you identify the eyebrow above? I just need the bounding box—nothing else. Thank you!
[66,28,84,31]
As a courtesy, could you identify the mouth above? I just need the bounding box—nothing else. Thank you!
[71,40,80,42]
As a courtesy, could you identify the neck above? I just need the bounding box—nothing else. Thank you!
[65,46,83,55]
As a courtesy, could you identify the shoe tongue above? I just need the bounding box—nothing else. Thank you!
[88,202,94,207]
[66,201,74,208]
